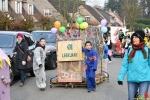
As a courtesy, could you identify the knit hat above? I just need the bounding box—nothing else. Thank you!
[131,30,145,44]
[16,33,24,38]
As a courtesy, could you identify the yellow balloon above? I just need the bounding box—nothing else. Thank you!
[83,22,88,29]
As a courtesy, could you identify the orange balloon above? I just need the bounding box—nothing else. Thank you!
[54,21,61,29]
[75,23,79,29]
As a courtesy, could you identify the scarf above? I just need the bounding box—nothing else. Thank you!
[128,42,147,62]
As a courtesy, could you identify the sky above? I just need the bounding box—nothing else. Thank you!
[86,0,106,7]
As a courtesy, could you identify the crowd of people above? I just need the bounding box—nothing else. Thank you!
[12,29,150,99]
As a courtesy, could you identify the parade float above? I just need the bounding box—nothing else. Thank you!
[0,49,11,100]
[49,18,109,88]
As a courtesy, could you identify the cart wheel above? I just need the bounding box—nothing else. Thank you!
[65,84,68,89]
[50,84,52,88]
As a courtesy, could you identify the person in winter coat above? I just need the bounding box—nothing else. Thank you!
[82,41,98,92]
[13,33,28,87]
[33,38,56,91]
[103,42,108,77]
[106,36,112,63]
[118,30,150,100]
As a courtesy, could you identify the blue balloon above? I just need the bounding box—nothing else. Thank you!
[101,26,108,33]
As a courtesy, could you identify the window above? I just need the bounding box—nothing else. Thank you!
[0,0,8,12]
[2,0,4,11]
[85,16,90,21]
[28,4,34,15]
[0,34,14,48]
[15,1,22,14]
[44,9,52,16]
[17,2,20,13]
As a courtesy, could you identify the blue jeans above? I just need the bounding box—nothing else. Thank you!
[128,82,150,100]
[19,70,25,84]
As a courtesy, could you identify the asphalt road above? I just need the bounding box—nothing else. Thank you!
[10,57,150,100]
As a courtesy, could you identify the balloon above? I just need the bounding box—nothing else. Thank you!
[80,23,84,29]
[75,23,79,29]
[101,19,107,26]
[101,26,108,33]
[82,22,88,29]
[54,21,61,29]
[59,26,66,33]
[77,17,83,24]
[51,28,57,34]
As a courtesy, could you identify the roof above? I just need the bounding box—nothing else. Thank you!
[0,31,31,36]
[95,8,111,23]
[83,5,102,22]
[22,7,27,15]
[48,0,81,13]
[47,0,71,21]
[31,30,52,33]
[34,6,43,17]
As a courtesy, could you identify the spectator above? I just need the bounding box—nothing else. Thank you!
[118,30,150,100]
[106,36,112,63]
[119,29,124,42]
[13,33,28,87]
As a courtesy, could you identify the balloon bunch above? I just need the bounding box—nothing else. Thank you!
[100,19,108,33]
[50,21,66,34]
[76,17,88,29]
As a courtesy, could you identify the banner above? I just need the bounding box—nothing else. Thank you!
[57,61,83,82]
[57,40,82,61]
[110,27,126,43]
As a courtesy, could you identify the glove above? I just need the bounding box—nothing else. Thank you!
[93,69,97,71]
[22,61,26,65]
[39,64,43,68]
[118,81,123,85]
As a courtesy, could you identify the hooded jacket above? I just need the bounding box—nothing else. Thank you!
[118,45,150,82]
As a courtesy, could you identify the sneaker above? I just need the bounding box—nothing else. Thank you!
[87,90,92,93]
[93,86,97,92]
[40,88,45,91]
[109,61,112,63]
[20,83,24,87]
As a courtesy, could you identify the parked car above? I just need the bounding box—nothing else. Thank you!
[0,31,36,85]
[31,31,57,70]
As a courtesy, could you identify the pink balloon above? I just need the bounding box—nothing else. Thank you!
[51,28,57,34]
[101,19,107,26]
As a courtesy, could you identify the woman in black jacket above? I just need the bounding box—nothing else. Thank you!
[14,33,28,87]
[107,36,112,63]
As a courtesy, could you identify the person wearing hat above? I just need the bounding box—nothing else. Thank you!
[118,30,150,100]
[13,33,28,87]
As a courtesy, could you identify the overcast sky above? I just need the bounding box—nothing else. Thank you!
[86,0,106,7]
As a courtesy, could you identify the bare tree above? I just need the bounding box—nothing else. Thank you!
[122,0,140,31]
[54,0,85,29]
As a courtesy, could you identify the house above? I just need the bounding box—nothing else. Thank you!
[79,4,103,25]
[33,0,64,22]
[107,9,124,27]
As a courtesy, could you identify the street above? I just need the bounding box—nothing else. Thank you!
[10,57,149,100]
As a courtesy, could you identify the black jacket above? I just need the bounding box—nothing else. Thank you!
[107,40,112,50]
[14,40,28,70]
